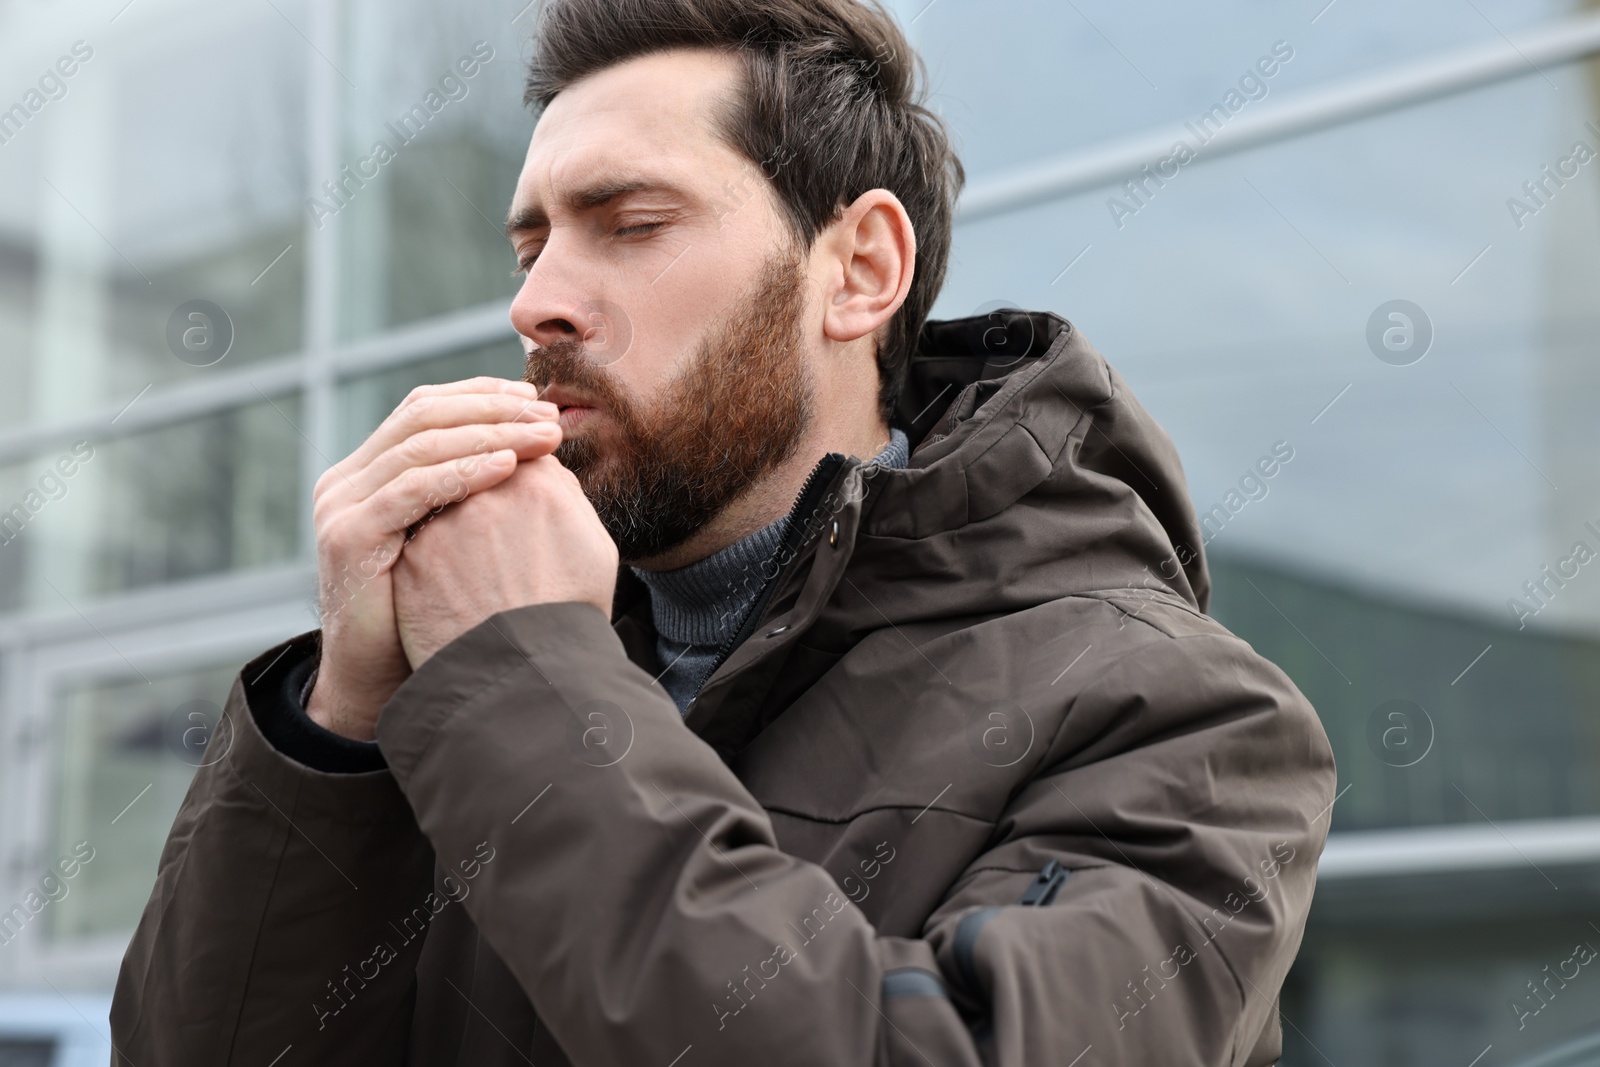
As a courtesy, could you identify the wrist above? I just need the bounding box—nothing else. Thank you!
[304,673,383,742]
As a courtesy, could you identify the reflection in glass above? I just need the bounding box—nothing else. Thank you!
[1210,556,1600,831]
[0,395,303,613]
[335,0,535,338]
[0,4,309,426]
[48,659,239,942]
[912,0,1578,182]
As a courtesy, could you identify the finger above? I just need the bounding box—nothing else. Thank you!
[357,421,564,500]
[401,376,540,404]
[340,449,522,546]
[327,391,558,493]
[366,390,557,463]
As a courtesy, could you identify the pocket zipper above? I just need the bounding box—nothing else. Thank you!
[1019,860,1069,906]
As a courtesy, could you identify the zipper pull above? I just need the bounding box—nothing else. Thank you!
[1019,860,1069,906]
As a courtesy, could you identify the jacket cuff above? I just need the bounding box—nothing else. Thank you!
[215,635,413,825]
[243,633,388,775]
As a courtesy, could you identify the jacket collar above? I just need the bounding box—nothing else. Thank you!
[614,310,1212,758]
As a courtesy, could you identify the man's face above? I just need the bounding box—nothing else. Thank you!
[506,49,817,564]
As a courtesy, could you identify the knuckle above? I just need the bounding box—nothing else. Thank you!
[318,511,354,551]
[397,466,429,499]
[311,494,336,530]
[403,395,434,426]
[397,429,437,467]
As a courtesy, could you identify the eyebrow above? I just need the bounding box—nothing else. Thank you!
[504,178,690,239]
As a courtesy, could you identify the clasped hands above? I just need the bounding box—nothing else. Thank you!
[304,378,619,742]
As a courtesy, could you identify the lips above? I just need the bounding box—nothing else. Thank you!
[537,386,602,432]
[538,385,595,412]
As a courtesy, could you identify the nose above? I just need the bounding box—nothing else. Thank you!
[510,264,587,351]
[512,277,634,371]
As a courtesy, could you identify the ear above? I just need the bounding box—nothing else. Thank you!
[816,189,917,347]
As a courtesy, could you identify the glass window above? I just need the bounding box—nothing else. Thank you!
[0,1040,53,1067]
[937,57,1600,631]
[334,0,536,339]
[910,0,1582,184]
[1209,556,1600,830]
[0,5,310,428]
[0,395,303,613]
[47,657,240,942]
[0,127,40,433]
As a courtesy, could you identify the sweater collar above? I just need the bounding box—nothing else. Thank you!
[629,428,910,648]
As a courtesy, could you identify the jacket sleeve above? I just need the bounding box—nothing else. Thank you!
[375,602,1335,1067]
[110,633,437,1066]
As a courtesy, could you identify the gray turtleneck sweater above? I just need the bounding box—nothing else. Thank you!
[631,429,910,714]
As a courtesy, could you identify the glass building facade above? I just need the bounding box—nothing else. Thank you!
[0,0,1597,1062]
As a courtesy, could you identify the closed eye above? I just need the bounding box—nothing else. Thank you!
[510,219,669,276]
[614,221,665,238]
[511,253,541,277]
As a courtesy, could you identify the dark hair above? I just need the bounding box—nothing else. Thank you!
[523,0,965,424]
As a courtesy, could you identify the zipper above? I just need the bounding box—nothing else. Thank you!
[699,451,850,686]
[1019,860,1070,906]
[955,864,1070,996]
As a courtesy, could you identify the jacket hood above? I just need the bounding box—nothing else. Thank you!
[853,309,1210,621]
[662,310,1214,755]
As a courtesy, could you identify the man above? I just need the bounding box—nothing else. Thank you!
[112,0,1335,1064]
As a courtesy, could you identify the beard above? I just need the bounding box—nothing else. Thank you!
[522,246,815,564]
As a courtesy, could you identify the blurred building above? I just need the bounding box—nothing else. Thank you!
[0,0,1597,1063]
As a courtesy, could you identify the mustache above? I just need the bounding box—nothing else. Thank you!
[522,338,625,411]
